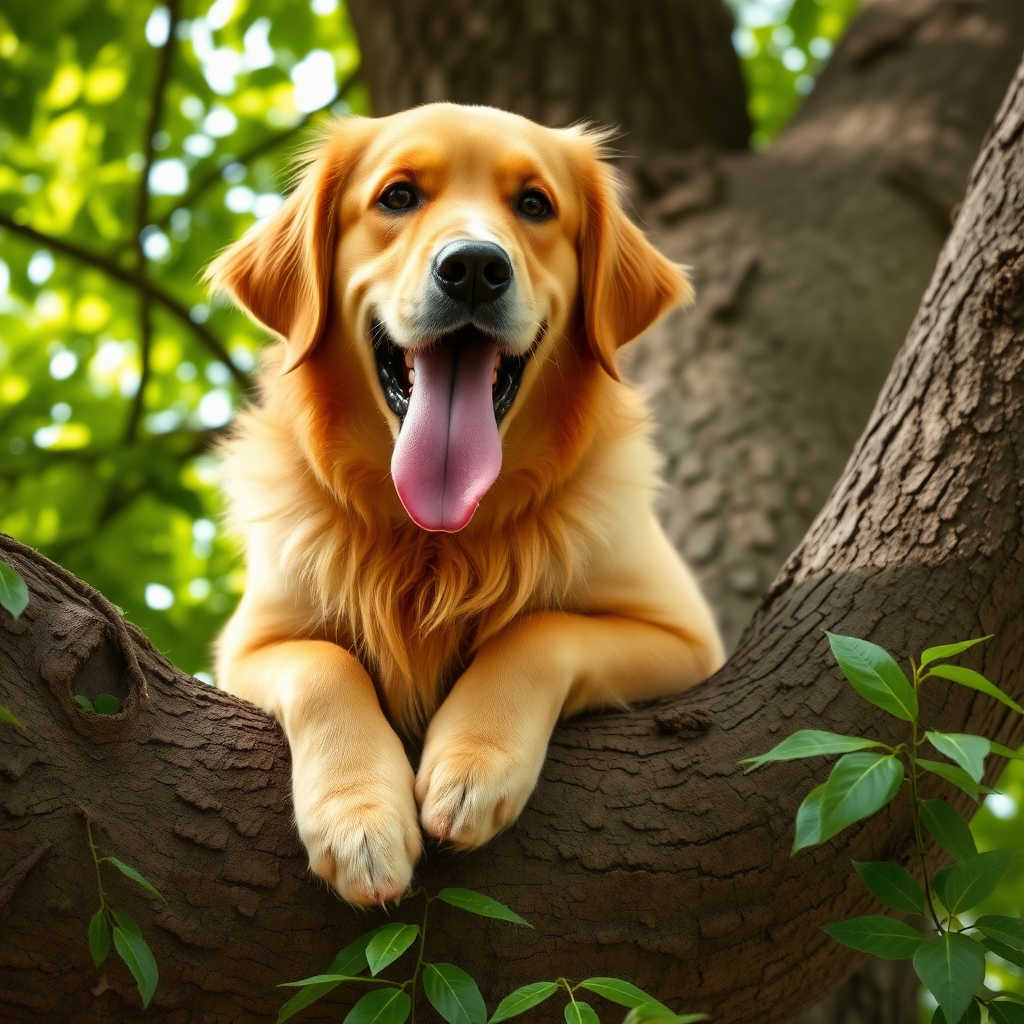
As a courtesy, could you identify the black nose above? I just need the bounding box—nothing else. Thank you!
[433,240,513,311]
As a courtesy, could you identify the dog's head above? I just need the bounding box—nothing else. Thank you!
[208,104,691,532]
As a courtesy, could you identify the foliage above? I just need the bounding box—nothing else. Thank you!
[744,633,1024,1022]
[81,807,165,1008]
[277,887,706,1024]
[0,0,366,675]
[74,692,122,714]
[726,0,860,147]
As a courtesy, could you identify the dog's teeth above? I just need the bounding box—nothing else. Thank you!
[408,369,416,385]
[491,369,498,386]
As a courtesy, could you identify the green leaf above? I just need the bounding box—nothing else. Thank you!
[975,915,1024,953]
[990,1002,1024,1024]
[912,932,986,1023]
[624,1012,708,1024]
[826,632,917,721]
[932,867,954,910]
[740,730,888,772]
[111,909,142,937]
[926,664,1024,715]
[821,915,923,959]
[344,987,412,1024]
[819,752,904,843]
[983,937,1024,968]
[564,1002,600,1024]
[919,636,992,668]
[792,784,827,853]
[0,703,27,733]
[579,979,670,1014]
[932,1001,981,1024]
[93,693,121,715]
[920,800,978,862]
[74,694,95,711]
[917,759,997,802]
[88,909,110,967]
[990,741,1024,762]
[423,963,487,1024]
[278,927,385,1023]
[489,982,559,1023]
[281,975,387,987]
[0,560,29,619]
[105,856,164,900]
[112,912,158,1008]
[940,849,1015,914]
[436,888,531,927]
[365,924,419,976]
[851,861,924,915]
[925,732,988,783]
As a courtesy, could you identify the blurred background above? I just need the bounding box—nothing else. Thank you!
[0,0,1020,1013]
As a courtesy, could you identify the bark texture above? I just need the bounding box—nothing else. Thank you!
[346,0,750,157]
[3,53,1024,1024]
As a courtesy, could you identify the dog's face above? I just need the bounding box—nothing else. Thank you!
[208,104,690,532]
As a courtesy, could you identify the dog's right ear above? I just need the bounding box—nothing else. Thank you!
[204,120,360,373]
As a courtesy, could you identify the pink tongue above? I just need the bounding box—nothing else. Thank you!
[391,341,502,532]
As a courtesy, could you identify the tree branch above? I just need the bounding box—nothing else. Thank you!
[126,0,182,443]
[145,69,363,235]
[0,211,252,391]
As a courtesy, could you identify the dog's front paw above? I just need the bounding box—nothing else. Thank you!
[415,738,544,849]
[293,765,422,906]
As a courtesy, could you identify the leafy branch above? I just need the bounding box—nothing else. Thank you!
[277,887,706,1024]
[79,807,164,1008]
[744,632,1024,1024]
[0,211,251,390]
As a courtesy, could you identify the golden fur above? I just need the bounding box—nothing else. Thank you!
[208,104,724,905]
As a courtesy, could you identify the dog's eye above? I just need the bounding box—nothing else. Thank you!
[380,184,418,211]
[517,190,551,219]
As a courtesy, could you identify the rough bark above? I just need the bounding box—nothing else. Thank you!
[3,51,1024,1024]
[346,0,750,157]
[346,7,1024,1016]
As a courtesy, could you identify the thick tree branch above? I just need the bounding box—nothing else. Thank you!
[2,49,1024,1024]
[0,211,252,391]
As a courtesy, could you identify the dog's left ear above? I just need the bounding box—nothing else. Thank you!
[578,157,693,379]
[205,123,359,373]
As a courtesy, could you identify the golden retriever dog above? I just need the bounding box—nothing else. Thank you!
[207,103,724,906]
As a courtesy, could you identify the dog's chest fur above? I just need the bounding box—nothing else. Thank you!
[220,362,659,739]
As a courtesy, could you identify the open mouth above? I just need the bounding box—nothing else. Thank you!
[372,322,529,424]
[372,320,539,533]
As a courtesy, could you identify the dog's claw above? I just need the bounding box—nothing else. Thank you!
[295,765,421,906]
[415,742,542,849]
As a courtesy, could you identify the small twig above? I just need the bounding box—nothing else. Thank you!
[0,212,252,390]
[125,295,153,442]
[126,0,182,441]
[133,68,363,246]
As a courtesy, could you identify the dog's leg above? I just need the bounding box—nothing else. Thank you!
[415,610,721,848]
[219,636,421,905]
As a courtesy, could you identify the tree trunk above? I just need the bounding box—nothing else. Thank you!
[346,2,1024,1020]
[346,0,750,157]
[3,50,1024,1024]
